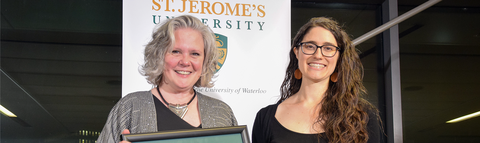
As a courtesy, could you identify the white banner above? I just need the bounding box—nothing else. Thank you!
[122,0,290,134]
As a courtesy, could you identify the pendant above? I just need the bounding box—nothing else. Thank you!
[168,104,188,119]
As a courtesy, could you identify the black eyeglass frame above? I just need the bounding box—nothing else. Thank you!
[297,42,341,57]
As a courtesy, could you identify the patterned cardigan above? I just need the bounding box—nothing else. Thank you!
[97,91,238,143]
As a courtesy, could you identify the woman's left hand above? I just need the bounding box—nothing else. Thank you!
[119,129,131,143]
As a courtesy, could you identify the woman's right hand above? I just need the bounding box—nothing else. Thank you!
[119,129,131,143]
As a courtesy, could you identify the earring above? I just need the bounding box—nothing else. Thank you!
[330,72,338,82]
[294,69,302,79]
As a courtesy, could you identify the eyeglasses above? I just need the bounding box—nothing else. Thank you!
[297,42,340,57]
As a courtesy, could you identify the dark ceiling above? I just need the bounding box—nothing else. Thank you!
[1,0,480,142]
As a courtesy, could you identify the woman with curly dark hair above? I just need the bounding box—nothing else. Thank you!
[252,17,382,143]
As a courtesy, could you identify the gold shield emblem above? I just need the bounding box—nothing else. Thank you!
[215,33,227,72]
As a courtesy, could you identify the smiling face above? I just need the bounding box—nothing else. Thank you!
[294,26,339,83]
[162,28,205,91]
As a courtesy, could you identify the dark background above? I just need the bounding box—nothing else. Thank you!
[1,0,479,142]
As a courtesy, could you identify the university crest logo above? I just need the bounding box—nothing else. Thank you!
[215,33,227,72]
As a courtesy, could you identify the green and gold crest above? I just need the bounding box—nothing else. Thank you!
[215,33,227,72]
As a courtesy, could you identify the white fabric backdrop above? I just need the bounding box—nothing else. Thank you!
[122,0,291,134]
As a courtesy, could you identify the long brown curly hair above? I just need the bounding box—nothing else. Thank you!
[279,17,378,143]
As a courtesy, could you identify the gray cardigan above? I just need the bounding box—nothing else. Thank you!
[97,91,238,143]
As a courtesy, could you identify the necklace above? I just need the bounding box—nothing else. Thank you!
[156,86,196,119]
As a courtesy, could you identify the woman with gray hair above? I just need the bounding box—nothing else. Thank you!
[98,15,238,143]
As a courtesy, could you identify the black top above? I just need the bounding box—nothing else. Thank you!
[270,117,326,143]
[252,104,382,143]
[153,95,201,131]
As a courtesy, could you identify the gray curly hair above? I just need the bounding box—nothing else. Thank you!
[140,15,218,88]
